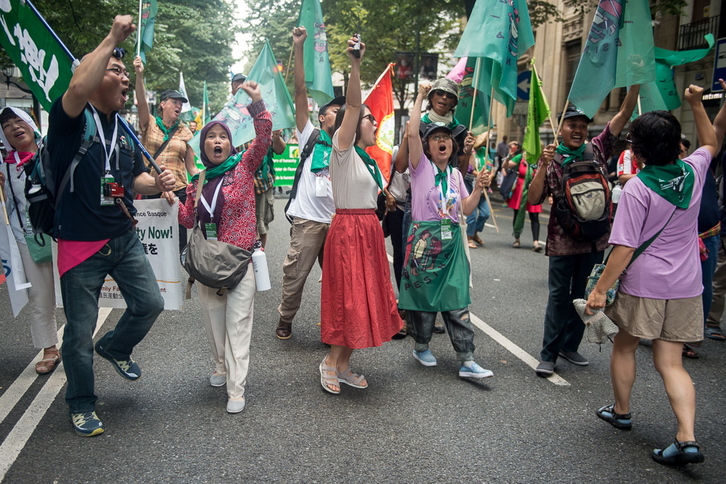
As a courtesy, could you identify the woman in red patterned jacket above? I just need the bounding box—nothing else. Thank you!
[178,81,271,414]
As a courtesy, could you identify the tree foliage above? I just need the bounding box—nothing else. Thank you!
[4,0,237,114]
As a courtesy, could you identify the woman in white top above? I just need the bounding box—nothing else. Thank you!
[0,107,58,374]
[318,36,401,394]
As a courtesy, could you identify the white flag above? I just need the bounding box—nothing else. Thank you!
[0,200,30,316]
[179,72,192,113]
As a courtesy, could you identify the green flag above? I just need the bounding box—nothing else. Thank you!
[298,0,334,106]
[568,0,656,118]
[203,80,210,125]
[453,0,534,116]
[522,64,550,165]
[455,57,490,135]
[138,0,158,63]
[638,34,715,115]
[189,41,295,153]
[0,0,75,111]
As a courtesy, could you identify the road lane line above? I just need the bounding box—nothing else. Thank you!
[0,308,112,481]
[468,313,570,386]
[386,253,569,386]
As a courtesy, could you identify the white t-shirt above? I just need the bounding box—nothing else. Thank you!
[330,130,379,210]
[286,120,335,223]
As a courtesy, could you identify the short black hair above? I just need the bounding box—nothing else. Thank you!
[629,111,682,166]
[0,109,20,125]
[333,104,370,142]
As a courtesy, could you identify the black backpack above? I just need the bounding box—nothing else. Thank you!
[23,109,98,237]
[553,144,612,242]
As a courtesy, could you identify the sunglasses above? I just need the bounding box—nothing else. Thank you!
[432,89,456,100]
[362,114,378,127]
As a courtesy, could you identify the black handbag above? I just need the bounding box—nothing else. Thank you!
[499,169,517,199]
[181,170,251,296]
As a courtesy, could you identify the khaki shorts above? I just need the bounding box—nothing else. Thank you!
[255,188,275,235]
[605,292,703,342]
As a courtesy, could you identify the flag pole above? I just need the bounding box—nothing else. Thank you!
[479,85,498,234]
[137,0,143,58]
[23,0,162,174]
[285,41,294,84]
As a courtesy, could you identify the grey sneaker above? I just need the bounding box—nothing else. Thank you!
[535,361,555,377]
[227,397,245,414]
[210,372,226,387]
[559,350,589,366]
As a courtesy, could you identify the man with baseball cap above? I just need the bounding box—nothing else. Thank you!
[274,26,345,340]
[527,86,640,377]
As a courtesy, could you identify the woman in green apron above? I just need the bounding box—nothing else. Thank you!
[399,83,492,379]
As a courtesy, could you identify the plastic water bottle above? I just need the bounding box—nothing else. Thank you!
[252,242,271,292]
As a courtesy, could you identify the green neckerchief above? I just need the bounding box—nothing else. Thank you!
[354,145,384,190]
[155,116,180,142]
[433,162,451,197]
[191,151,244,184]
[256,147,276,180]
[556,142,586,167]
[421,112,461,130]
[310,129,333,173]
[637,159,694,209]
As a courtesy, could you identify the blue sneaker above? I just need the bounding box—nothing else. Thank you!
[458,362,493,379]
[70,411,104,437]
[95,341,141,381]
[412,349,437,367]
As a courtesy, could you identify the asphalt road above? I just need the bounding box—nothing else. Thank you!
[0,194,724,483]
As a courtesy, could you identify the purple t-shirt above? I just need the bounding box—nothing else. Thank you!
[410,153,469,222]
[611,148,711,299]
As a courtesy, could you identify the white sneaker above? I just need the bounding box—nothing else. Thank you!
[226,397,245,414]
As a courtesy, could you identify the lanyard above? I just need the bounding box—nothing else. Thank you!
[199,180,224,222]
[89,105,118,174]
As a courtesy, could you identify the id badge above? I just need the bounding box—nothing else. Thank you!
[100,174,115,206]
[204,222,218,241]
[315,175,327,197]
[440,219,452,240]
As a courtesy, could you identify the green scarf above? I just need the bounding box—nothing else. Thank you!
[421,112,461,130]
[155,116,180,142]
[636,159,694,209]
[354,145,384,190]
[310,129,333,173]
[433,163,450,197]
[556,142,586,166]
[191,152,243,184]
[256,147,276,180]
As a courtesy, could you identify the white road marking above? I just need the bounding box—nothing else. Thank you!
[387,253,569,386]
[0,308,112,481]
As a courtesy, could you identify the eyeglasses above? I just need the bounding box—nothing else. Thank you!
[106,66,130,78]
[432,89,456,100]
[430,134,452,142]
[362,114,378,127]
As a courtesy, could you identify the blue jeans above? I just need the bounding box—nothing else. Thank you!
[464,178,489,237]
[61,230,163,413]
[541,251,603,362]
[701,234,719,325]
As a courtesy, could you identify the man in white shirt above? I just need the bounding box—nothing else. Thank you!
[276,26,345,339]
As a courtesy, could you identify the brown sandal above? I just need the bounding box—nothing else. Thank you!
[275,320,292,340]
[35,349,60,375]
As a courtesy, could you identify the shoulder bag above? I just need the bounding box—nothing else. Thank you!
[181,170,252,296]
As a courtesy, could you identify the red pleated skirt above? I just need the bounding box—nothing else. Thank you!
[321,209,401,348]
